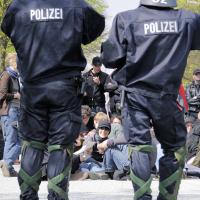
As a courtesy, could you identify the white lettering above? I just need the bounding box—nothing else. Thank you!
[30,10,35,20]
[49,8,54,19]
[35,9,40,20]
[144,21,178,35]
[144,24,150,35]
[163,21,169,32]
[54,8,60,19]
[149,23,156,33]
[30,8,63,21]
[152,0,167,4]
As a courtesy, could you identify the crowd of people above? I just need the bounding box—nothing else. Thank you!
[0,0,200,200]
[0,54,200,181]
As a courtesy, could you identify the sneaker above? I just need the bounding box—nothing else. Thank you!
[113,170,129,181]
[89,171,109,180]
[71,171,89,180]
[0,160,18,177]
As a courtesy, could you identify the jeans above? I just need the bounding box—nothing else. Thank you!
[79,157,105,172]
[1,106,21,168]
[103,144,130,172]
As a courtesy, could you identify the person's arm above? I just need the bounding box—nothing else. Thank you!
[104,76,118,92]
[101,14,127,69]
[97,128,127,152]
[82,5,105,45]
[191,14,200,50]
[0,72,14,103]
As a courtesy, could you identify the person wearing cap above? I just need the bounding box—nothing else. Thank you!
[186,68,200,119]
[101,0,200,199]
[82,56,109,114]
[79,120,111,173]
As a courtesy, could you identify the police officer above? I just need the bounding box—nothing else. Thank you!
[1,0,104,199]
[101,0,200,200]
[186,68,200,119]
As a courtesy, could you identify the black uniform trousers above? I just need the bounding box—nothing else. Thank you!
[18,79,82,200]
[122,89,187,200]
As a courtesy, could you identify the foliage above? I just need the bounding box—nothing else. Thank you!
[0,0,12,71]
[177,0,200,86]
[84,0,107,63]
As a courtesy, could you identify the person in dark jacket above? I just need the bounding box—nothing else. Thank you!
[1,0,105,199]
[83,56,109,114]
[101,0,200,199]
[186,68,200,120]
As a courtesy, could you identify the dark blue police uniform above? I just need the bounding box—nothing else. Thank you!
[1,0,105,199]
[101,1,200,200]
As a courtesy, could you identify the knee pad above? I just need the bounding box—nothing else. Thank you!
[128,145,154,200]
[47,143,73,200]
[19,140,46,193]
[159,146,186,200]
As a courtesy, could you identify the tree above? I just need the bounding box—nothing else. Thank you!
[83,0,107,63]
[0,0,12,71]
[177,0,200,85]
[0,0,106,71]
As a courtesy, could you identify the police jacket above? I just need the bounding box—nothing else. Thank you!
[1,0,105,82]
[101,6,200,95]
[83,69,108,107]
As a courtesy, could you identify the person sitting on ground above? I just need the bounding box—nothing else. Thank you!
[79,120,111,173]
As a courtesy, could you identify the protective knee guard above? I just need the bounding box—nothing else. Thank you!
[18,140,46,200]
[158,146,186,200]
[128,145,154,200]
[47,144,73,200]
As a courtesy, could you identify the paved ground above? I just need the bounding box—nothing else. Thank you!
[0,166,199,200]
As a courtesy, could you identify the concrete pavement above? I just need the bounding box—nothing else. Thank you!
[0,170,199,200]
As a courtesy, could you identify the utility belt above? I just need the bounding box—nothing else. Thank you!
[119,86,177,109]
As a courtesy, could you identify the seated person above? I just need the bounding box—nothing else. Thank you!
[79,120,111,172]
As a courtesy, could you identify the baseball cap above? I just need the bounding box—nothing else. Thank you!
[92,56,102,67]
[193,68,200,75]
[98,120,111,131]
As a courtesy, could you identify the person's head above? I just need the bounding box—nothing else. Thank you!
[110,114,122,124]
[140,0,177,8]
[81,105,92,125]
[92,56,102,74]
[184,116,194,133]
[6,53,17,71]
[93,112,109,129]
[193,68,200,84]
[98,120,111,139]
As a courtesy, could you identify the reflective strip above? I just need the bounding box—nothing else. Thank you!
[128,145,154,158]
[23,140,46,150]
[48,145,62,153]
[48,160,71,200]
[175,146,187,167]
[130,169,152,200]
[48,144,73,155]
[19,168,42,192]
[159,168,183,200]
[47,144,73,199]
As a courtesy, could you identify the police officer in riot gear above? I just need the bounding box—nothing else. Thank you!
[1,0,104,199]
[102,0,200,200]
[186,68,200,119]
